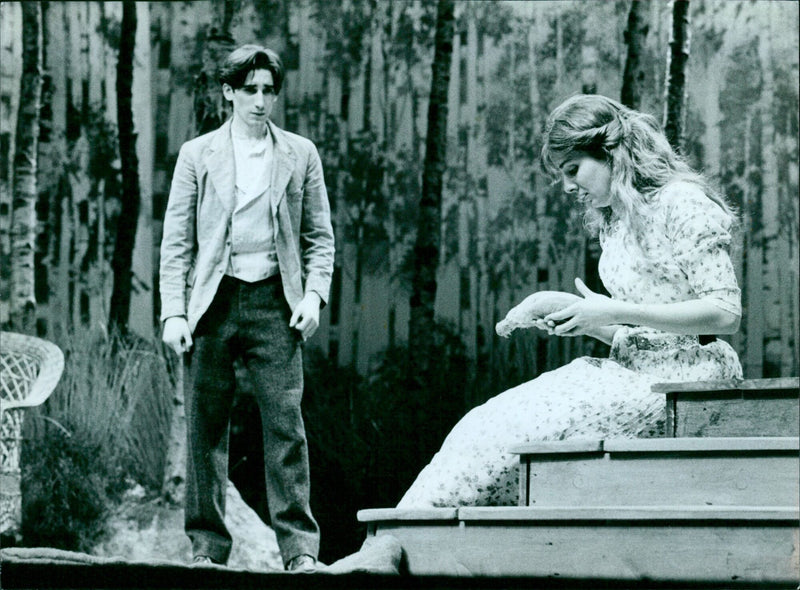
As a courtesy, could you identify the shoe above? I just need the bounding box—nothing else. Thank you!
[286,554,317,573]
[192,555,215,565]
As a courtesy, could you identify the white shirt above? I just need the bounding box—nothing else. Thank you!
[226,130,279,281]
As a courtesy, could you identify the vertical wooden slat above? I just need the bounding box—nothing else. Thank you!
[166,1,203,153]
[85,0,104,329]
[46,1,69,335]
[665,392,677,437]
[98,1,119,328]
[757,10,782,378]
[63,2,80,330]
[0,2,23,325]
[129,1,154,337]
[87,1,103,105]
[766,3,800,377]
[743,110,764,378]
[466,9,487,379]
[518,456,529,507]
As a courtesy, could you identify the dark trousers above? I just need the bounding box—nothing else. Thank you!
[184,274,319,566]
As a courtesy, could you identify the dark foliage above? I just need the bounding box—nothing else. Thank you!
[20,429,125,552]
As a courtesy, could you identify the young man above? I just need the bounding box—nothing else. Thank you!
[159,45,334,572]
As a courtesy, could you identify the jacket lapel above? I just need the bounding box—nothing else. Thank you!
[203,120,235,214]
[269,121,296,215]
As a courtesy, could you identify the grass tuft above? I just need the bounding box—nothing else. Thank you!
[20,327,174,551]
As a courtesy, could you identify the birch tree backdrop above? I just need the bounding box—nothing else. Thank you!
[1,0,797,561]
[2,0,796,377]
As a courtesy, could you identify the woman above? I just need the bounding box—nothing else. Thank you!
[398,94,743,508]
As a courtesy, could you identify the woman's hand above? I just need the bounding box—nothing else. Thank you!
[546,278,740,338]
[544,278,623,336]
[531,318,560,334]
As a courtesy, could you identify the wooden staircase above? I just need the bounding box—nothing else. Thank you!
[654,377,800,438]
[358,377,800,583]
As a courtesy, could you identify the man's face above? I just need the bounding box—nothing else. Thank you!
[222,69,277,130]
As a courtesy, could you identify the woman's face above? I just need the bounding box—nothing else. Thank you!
[557,152,613,209]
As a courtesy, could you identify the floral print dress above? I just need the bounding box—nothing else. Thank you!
[397,182,743,508]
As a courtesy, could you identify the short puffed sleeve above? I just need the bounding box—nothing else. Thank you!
[662,182,741,316]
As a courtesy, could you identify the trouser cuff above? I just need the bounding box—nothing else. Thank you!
[188,530,232,565]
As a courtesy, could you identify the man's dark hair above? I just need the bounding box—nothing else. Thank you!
[218,45,285,94]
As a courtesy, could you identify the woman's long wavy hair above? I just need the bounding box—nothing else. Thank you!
[540,94,737,238]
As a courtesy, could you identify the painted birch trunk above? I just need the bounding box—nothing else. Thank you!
[663,0,691,149]
[621,0,650,110]
[10,1,42,334]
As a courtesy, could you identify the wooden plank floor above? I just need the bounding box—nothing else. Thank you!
[3,560,798,590]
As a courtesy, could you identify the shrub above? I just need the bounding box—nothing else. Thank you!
[19,327,174,550]
[20,429,115,552]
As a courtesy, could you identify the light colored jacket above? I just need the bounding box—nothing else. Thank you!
[159,119,335,332]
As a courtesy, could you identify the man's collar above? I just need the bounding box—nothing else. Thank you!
[230,115,269,140]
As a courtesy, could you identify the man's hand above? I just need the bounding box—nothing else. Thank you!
[290,292,322,341]
[162,316,193,354]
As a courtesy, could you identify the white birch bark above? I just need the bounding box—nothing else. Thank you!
[10,1,43,333]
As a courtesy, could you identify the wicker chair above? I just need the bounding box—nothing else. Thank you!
[1,331,64,535]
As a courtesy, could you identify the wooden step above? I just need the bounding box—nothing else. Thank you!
[509,436,799,507]
[357,506,799,582]
[652,377,799,437]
